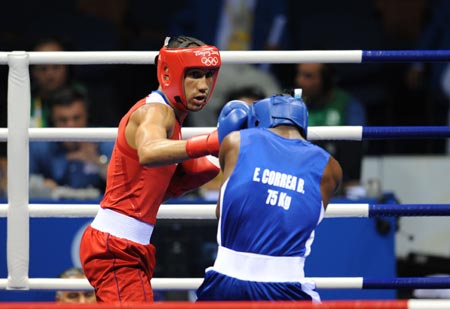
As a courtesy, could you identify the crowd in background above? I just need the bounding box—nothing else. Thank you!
[0,0,449,197]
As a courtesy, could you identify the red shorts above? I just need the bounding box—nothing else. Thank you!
[79,225,156,302]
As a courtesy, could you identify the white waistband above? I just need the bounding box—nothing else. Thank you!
[210,246,305,282]
[91,208,154,245]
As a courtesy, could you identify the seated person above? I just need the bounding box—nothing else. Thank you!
[29,87,114,199]
[56,267,96,303]
[30,36,87,128]
[295,63,367,196]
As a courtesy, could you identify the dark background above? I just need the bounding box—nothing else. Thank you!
[0,0,448,155]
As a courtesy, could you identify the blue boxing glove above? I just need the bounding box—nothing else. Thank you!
[217,100,251,143]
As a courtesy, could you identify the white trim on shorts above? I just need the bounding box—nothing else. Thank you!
[210,245,306,282]
[91,208,154,245]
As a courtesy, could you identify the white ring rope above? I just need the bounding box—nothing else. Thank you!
[0,50,363,65]
[0,203,369,218]
[0,126,364,142]
[0,277,363,291]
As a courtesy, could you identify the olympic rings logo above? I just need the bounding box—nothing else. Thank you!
[201,56,219,66]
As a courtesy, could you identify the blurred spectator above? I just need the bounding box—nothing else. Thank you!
[56,267,96,303]
[286,0,387,89]
[29,87,114,199]
[286,0,388,152]
[29,27,122,128]
[295,63,367,196]
[405,0,450,153]
[30,37,87,128]
[369,0,433,154]
[170,0,287,127]
[70,0,124,127]
[170,0,289,52]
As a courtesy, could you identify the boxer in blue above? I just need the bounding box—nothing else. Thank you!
[197,92,343,302]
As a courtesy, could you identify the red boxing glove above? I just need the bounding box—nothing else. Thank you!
[165,156,220,199]
[185,130,219,158]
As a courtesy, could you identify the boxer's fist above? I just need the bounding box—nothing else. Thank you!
[217,100,250,143]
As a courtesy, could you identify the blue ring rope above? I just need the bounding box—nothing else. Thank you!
[363,277,450,289]
[362,50,450,62]
[369,204,450,217]
[362,126,450,139]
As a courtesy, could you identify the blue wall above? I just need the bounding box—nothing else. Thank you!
[306,216,396,300]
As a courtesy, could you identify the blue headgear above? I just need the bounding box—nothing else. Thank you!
[248,91,308,138]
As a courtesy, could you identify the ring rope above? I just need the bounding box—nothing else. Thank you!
[1,203,450,218]
[1,50,450,65]
[1,126,450,142]
[1,277,450,291]
[362,126,450,139]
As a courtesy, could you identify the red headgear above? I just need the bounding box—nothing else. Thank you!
[157,39,221,111]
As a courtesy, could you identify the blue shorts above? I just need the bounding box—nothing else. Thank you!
[196,269,320,302]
